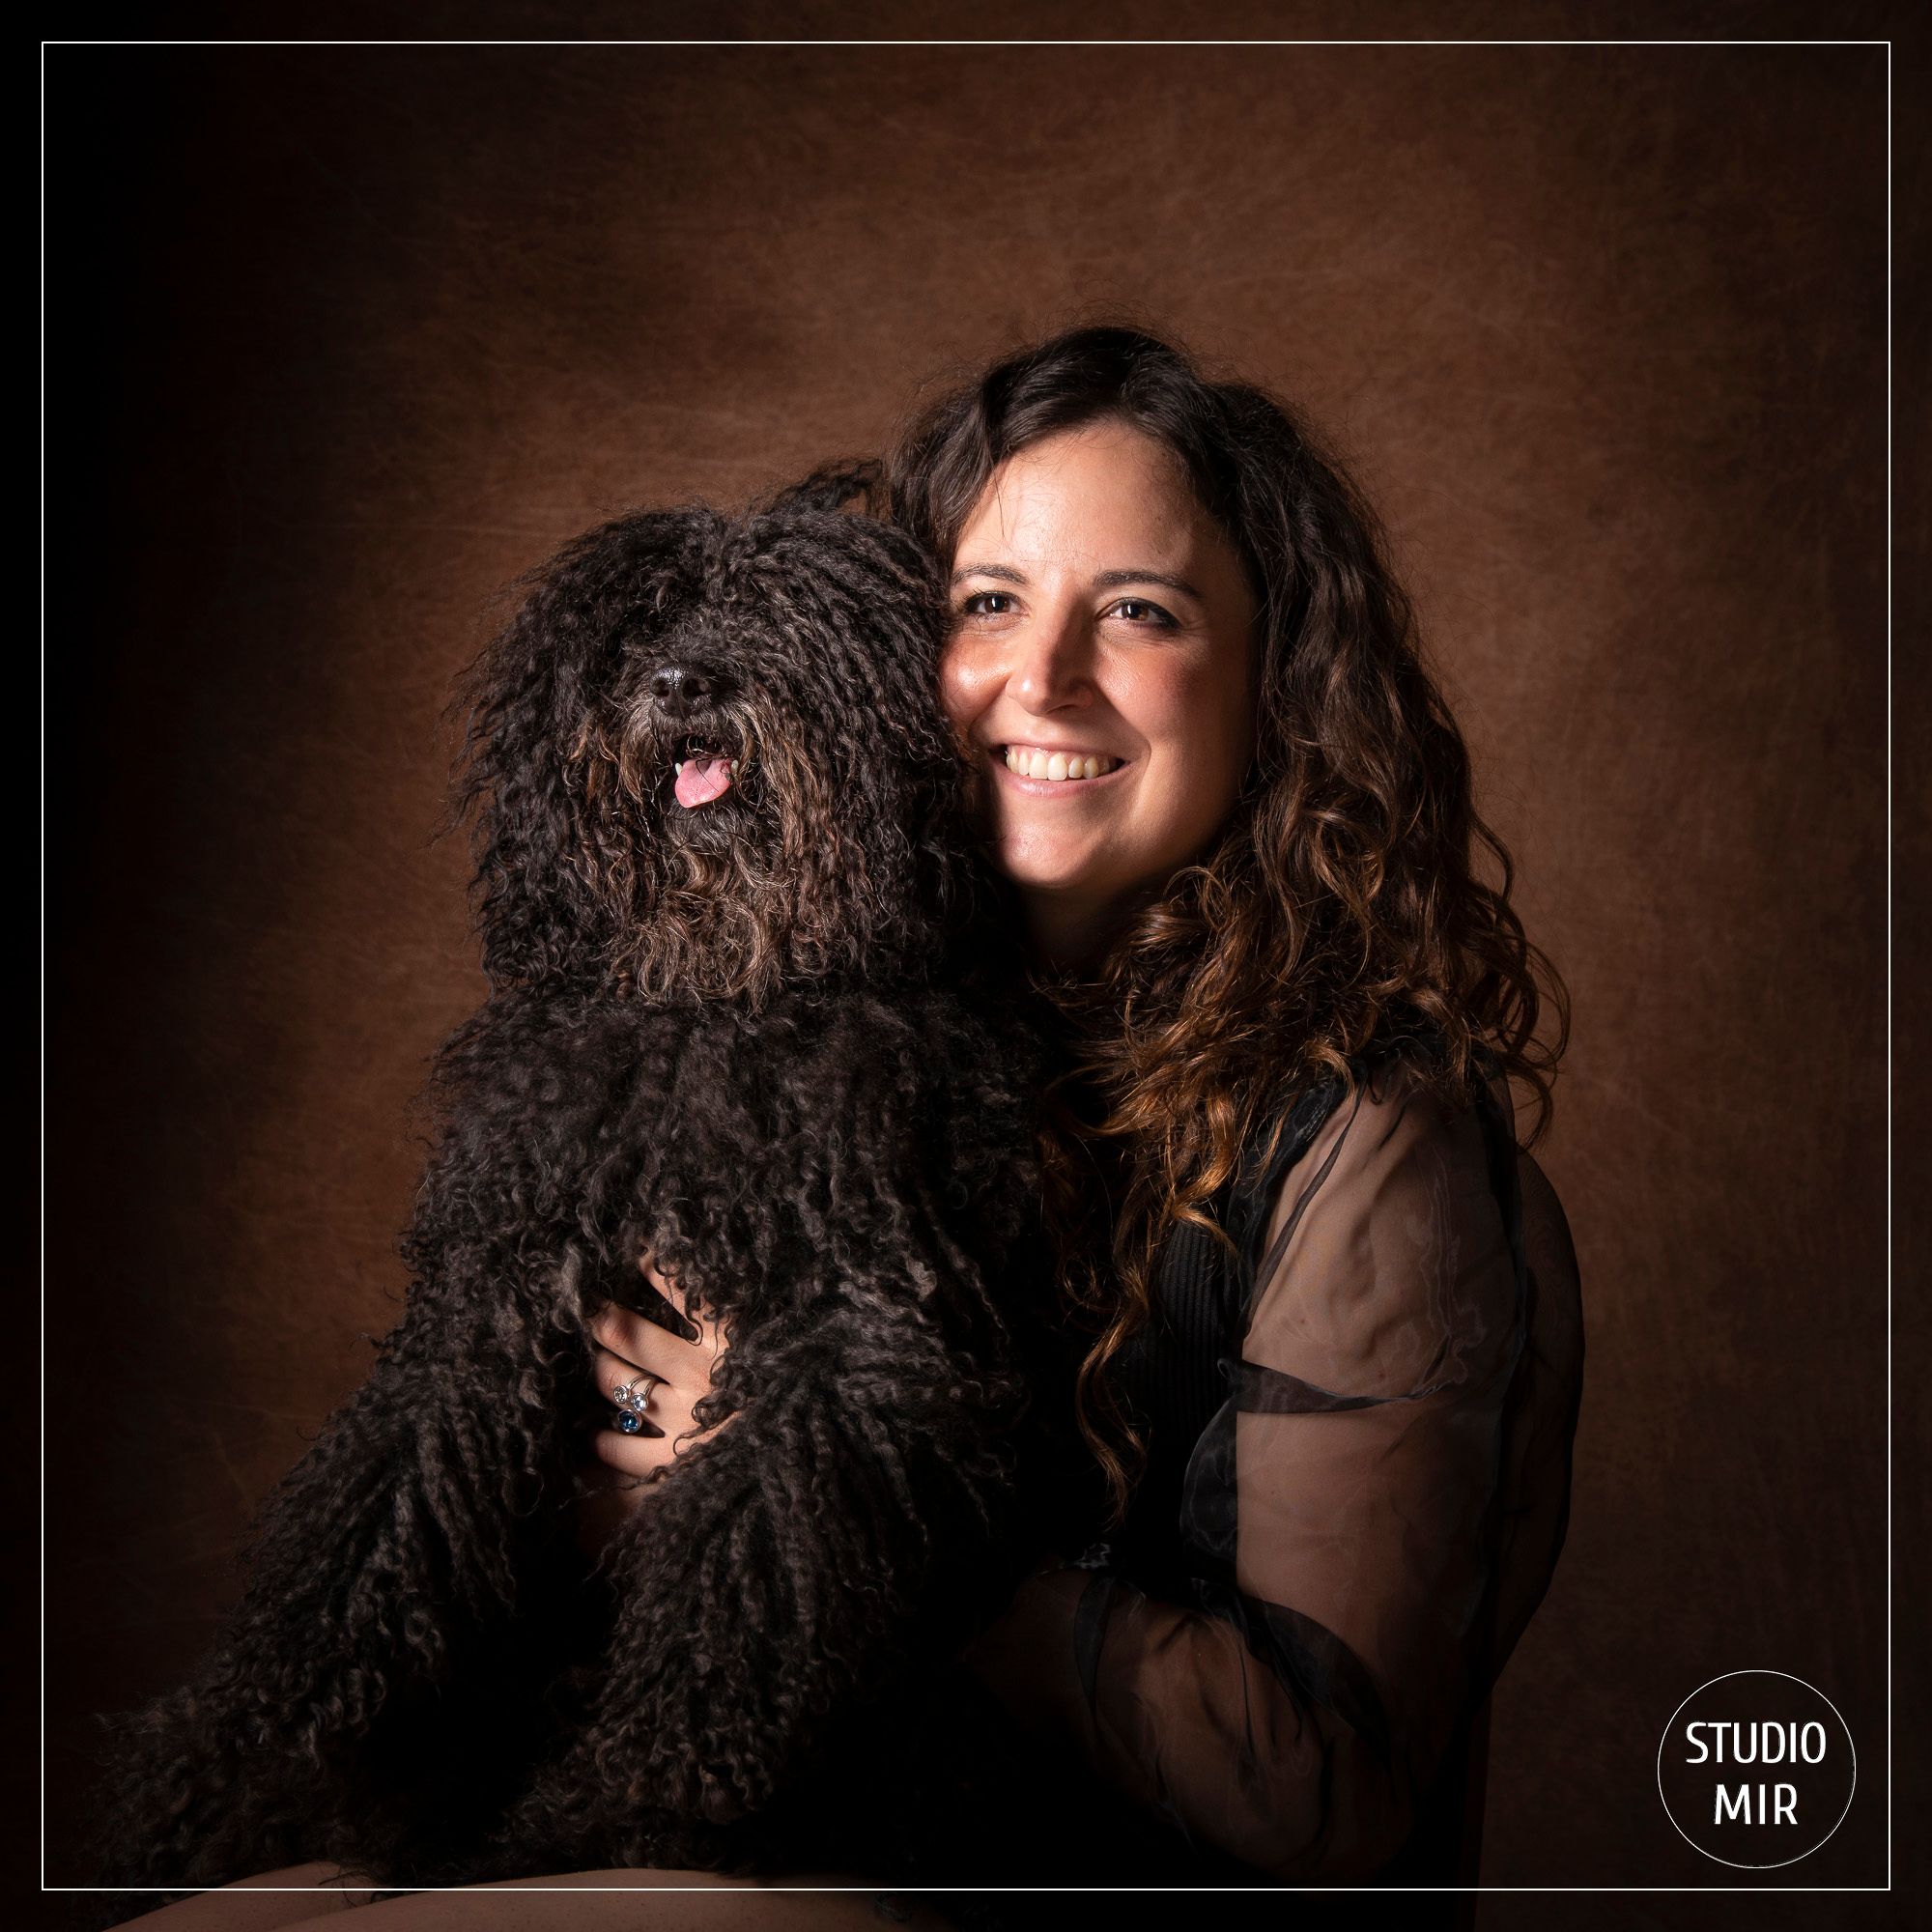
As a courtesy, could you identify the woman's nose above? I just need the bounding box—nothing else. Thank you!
[1007,610,1093,711]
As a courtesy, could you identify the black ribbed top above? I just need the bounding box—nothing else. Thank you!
[1103,1073,1350,1595]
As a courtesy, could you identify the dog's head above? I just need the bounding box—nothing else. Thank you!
[451,469,979,1004]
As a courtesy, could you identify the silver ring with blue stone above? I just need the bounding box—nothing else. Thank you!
[611,1371,661,1435]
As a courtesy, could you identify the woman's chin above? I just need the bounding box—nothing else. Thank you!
[1000,850,1111,899]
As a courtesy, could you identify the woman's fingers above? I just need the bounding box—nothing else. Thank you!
[588,1296,705,1383]
[587,1255,732,1384]
[573,1257,738,1557]
[582,1308,729,1470]
[574,1345,678,1558]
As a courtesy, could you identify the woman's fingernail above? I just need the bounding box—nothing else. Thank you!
[617,1280,702,1344]
[611,1409,666,1439]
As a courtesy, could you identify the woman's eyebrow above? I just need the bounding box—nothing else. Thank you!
[948,561,1203,598]
[1090,567,1203,599]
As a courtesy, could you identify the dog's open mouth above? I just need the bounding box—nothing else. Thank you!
[671,741,741,810]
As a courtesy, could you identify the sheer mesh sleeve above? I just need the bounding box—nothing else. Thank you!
[958,1054,1584,1882]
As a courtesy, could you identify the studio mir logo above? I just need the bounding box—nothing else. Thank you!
[1658,1670,1856,1868]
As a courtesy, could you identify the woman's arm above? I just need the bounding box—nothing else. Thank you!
[959,1059,1582,1881]
[111,1861,953,1931]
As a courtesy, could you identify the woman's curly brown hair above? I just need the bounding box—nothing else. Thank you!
[876,319,1572,1525]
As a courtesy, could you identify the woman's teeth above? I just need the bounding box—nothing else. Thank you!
[1002,747,1118,781]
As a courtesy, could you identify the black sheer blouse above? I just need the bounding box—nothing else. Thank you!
[940,1035,1586,1891]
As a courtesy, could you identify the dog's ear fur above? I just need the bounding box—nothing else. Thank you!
[448,508,710,991]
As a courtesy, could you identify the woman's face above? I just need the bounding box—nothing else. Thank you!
[939,419,1260,962]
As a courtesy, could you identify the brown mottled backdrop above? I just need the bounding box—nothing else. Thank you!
[43,5,1918,1924]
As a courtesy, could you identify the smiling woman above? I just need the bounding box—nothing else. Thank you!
[859,324,1583,1908]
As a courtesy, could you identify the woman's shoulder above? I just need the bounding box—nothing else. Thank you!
[1235,1050,1524,1400]
[1271,1046,1498,1237]
[1226,1017,1500,1256]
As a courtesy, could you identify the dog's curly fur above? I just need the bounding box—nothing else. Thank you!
[86,465,1075,1910]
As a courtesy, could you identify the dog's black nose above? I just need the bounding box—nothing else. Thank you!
[650,662,731,716]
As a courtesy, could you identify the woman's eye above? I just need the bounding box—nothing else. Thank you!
[1110,597,1175,627]
[957,591,1015,618]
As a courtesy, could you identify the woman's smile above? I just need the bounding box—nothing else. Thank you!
[994,742,1130,787]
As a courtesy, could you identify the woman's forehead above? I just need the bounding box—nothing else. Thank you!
[953,426,1222,577]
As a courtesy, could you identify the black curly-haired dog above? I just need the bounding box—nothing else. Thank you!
[88,465,1072,1905]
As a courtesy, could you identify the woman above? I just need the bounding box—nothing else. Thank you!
[117,325,1582,1922]
[884,327,1584,1899]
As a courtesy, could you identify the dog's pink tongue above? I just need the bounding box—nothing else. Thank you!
[674,757,733,810]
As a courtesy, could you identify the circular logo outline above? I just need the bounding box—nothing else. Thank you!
[1656,1668,1857,1870]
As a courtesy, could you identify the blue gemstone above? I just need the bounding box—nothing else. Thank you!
[615,1409,641,1435]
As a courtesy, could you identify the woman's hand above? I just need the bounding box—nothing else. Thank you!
[574,1253,734,1559]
